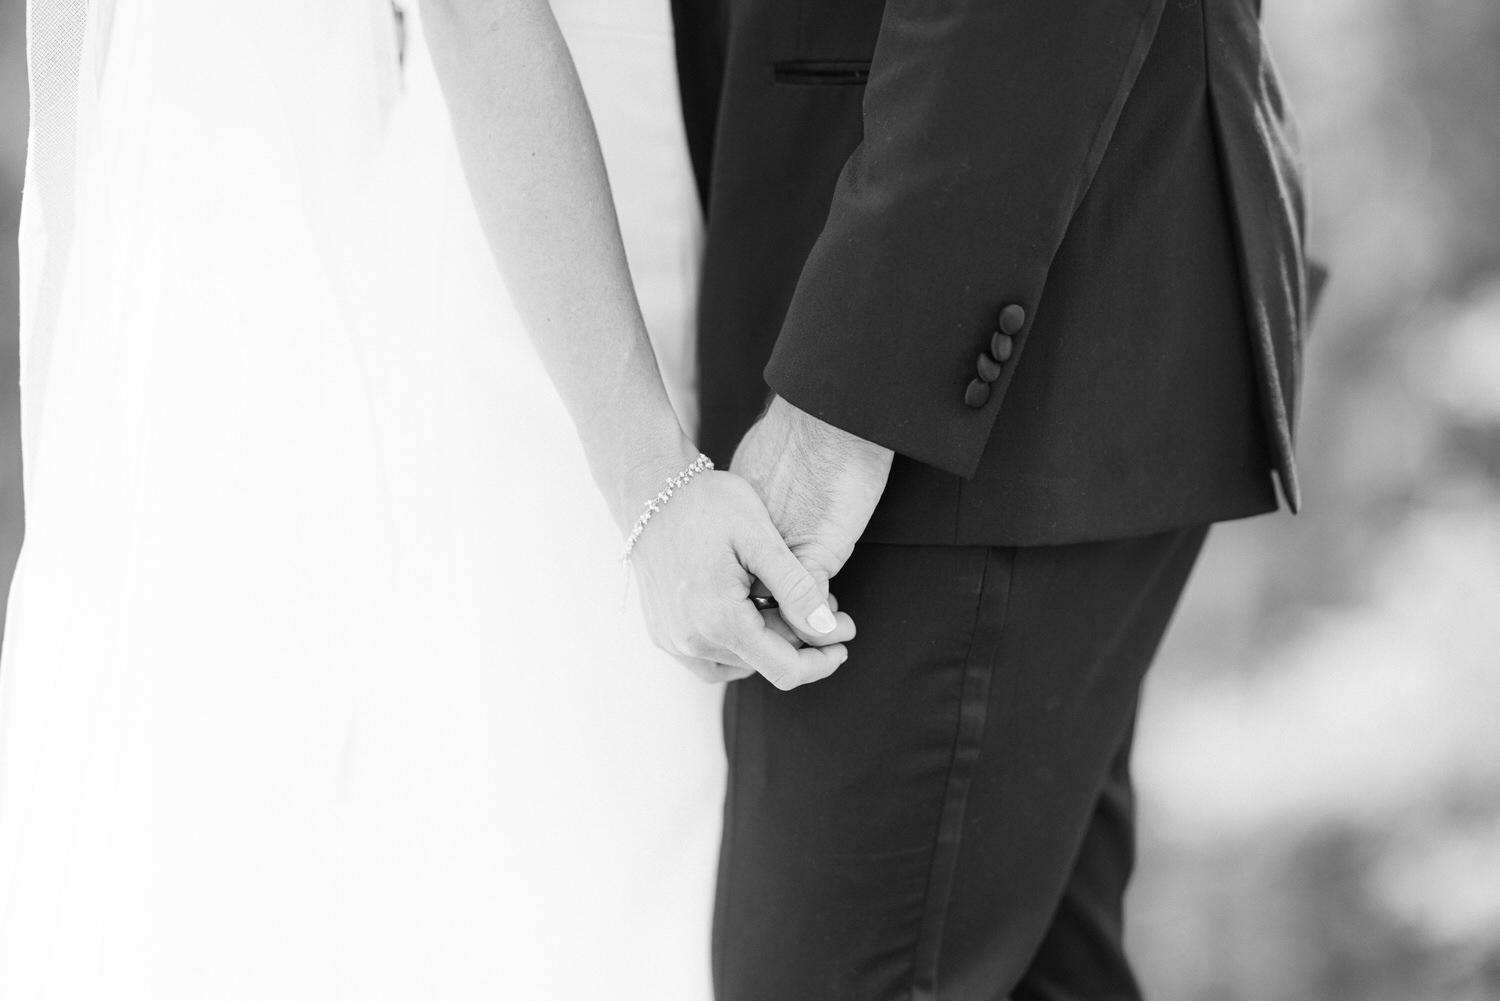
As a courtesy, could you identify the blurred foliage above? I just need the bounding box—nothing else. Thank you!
[1130,2,1500,999]
[0,1,1495,999]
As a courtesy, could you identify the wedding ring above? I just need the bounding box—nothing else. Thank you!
[749,591,778,611]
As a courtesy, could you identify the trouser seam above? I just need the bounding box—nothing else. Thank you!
[711,685,741,998]
[908,546,1017,1001]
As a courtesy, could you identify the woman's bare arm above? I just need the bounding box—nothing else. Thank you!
[424,0,682,525]
[421,0,852,686]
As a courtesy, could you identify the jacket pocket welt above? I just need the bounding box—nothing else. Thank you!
[772,60,871,86]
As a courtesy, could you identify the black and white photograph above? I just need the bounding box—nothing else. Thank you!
[0,0,1496,998]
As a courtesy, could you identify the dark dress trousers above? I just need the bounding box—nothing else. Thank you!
[670,0,1318,997]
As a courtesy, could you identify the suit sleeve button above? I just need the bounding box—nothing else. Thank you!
[976,352,1003,382]
[999,304,1026,335]
[990,331,1014,362]
[964,378,991,408]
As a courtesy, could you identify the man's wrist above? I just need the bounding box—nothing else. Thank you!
[769,396,895,471]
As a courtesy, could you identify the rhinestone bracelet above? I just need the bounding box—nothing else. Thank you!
[621,453,715,565]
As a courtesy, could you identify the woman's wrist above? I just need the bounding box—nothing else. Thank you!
[597,421,703,538]
[619,452,715,564]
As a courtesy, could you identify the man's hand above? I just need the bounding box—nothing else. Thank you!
[732,396,894,644]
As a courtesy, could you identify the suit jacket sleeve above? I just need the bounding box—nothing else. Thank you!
[763,0,1169,479]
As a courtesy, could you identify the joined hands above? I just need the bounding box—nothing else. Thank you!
[626,448,855,690]
[627,398,890,690]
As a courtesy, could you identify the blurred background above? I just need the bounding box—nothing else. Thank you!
[0,1,1497,998]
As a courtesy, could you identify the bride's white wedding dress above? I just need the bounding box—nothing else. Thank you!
[0,1,722,997]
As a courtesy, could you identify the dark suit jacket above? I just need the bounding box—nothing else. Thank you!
[673,0,1319,546]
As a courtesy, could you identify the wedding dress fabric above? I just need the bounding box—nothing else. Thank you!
[0,1,721,997]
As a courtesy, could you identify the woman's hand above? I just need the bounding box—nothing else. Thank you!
[628,464,856,690]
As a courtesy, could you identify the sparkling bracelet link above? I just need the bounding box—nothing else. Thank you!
[621,453,715,565]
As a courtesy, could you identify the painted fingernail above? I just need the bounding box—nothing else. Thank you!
[808,603,837,634]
